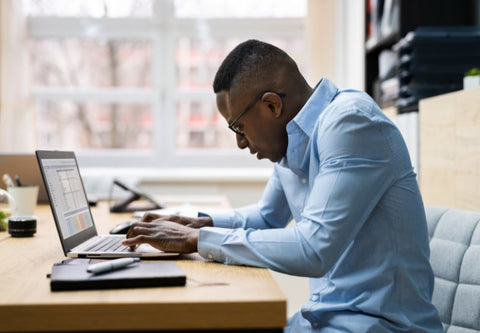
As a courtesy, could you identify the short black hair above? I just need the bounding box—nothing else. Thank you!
[213,39,295,93]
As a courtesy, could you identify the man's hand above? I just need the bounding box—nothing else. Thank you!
[142,213,213,229]
[122,220,199,253]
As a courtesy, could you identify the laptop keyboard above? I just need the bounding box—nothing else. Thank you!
[83,237,130,253]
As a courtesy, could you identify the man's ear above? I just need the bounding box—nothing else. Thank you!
[262,92,283,118]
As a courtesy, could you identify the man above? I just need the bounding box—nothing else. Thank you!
[123,40,442,332]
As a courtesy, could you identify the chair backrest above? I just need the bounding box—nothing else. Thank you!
[425,206,480,332]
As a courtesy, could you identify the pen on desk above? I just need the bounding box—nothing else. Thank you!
[14,175,23,187]
[87,257,140,275]
[2,173,15,188]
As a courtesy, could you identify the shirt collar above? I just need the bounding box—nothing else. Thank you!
[279,77,339,172]
[288,77,339,137]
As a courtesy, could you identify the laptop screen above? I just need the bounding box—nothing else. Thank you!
[40,158,93,238]
[36,150,99,255]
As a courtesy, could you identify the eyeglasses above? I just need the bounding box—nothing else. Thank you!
[228,91,286,137]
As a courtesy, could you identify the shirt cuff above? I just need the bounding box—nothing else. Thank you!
[205,210,238,229]
[198,227,231,262]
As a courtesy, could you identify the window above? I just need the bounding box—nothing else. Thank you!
[24,0,307,168]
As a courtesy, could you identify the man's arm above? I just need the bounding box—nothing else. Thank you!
[209,168,293,230]
[122,167,293,252]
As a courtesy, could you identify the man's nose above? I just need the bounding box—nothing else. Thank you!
[236,134,248,149]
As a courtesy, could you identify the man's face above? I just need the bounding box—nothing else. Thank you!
[216,90,288,163]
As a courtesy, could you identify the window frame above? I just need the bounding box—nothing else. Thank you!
[27,0,305,168]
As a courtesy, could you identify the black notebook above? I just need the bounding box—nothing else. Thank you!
[49,258,186,291]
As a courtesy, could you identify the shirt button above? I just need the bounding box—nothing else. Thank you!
[208,253,213,259]
[311,295,319,301]
[301,178,307,184]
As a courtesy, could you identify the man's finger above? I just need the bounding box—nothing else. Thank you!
[126,221,157,237]
[142,213,162,222]
[122,234,148,246]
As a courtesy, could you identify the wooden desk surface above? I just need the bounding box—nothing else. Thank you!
[0,197,286,332]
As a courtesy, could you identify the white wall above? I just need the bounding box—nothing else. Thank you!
[336,0,365,90]
[306,0,365,90]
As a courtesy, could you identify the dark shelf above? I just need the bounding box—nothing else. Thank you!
[364,0,477,107]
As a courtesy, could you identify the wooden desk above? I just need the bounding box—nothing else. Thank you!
[0,197,286,332]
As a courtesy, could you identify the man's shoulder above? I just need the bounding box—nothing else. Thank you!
[331,89,378,112]
[320,90,385,125]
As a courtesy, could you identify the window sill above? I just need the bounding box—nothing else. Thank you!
[80,167,273,184]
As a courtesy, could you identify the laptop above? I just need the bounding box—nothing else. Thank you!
[0,153,49,203]
[35,150,179,258]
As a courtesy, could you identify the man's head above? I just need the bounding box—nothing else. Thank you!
[213,39,312,162]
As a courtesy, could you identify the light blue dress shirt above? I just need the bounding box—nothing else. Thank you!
[198,78,443,332]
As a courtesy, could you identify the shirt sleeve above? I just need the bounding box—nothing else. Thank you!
[208,167,293,230]
[199,108,397,277]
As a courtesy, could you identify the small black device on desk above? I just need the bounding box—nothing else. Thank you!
[110,179,163,213]
[110,220,135,234]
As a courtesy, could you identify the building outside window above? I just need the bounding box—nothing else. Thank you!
[24,0,307,168]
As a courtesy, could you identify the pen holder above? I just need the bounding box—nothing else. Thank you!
[6,186,38,217]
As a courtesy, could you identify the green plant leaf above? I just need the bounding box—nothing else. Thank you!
[0,210,6,231]
[465,68,480,76]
